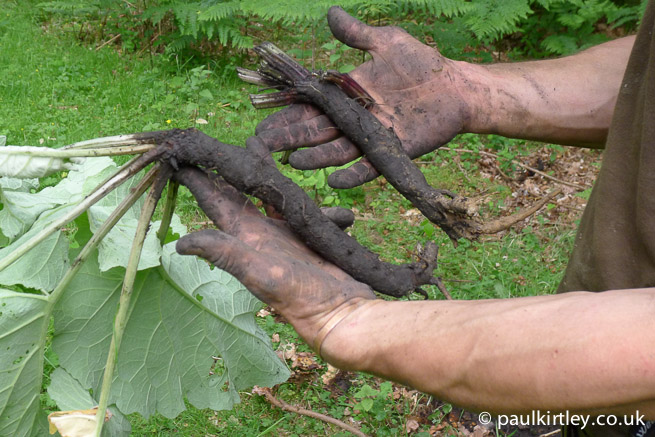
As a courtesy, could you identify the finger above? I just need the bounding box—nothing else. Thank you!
[176,230,279,302]
[255,104,322,134]
[327,158,380,189]
[173,167,261,232]
[257,114,340,152]
[288,137,361,170]
[176,229,347,307]
[327,6,379,51]
[320,207,355,230]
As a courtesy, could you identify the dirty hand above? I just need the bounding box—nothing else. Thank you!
[173,166,376,346]
[255,6,472,189]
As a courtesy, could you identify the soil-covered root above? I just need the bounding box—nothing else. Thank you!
[134,128,444,299]
[240,42,560,242]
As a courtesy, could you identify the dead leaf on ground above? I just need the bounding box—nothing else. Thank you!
[406,418,420,433]
[291,352,321,372]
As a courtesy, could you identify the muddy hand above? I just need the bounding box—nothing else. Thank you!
[173,167,376,344]
[256,6,472,189]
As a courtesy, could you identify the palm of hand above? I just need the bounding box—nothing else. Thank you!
[174,168,376,337]
[348,27,469,157]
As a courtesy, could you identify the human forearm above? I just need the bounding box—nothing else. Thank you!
[320,288,655,416]
[459,36,635,148]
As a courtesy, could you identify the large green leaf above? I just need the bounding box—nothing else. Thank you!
[0,178,40,244]
[0,157,116,244]
[88,178,187,272]
[53,245,289,420]
[0,147,289,435]
[0,224,69,292]
[0,290,49,437]
[160,245,288,404]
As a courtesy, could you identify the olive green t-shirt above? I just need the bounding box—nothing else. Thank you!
[558,1,655,436]
[559,2,655,294]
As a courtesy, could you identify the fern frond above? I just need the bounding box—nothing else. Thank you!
[557,12,586,28]
[141,4,172,25]
[37,1,100,16]
[400,0,473,18]
[531,0,560,10]
[172,2,200,37]
[165,34,196,53]
[197,2,242,21]
[465,0,533,40]
[541,34,578,55]
[215,20,253,49]
[241,0,346,24]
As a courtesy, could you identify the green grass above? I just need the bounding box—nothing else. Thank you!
[0,2,258,148]
[1,2,587,436]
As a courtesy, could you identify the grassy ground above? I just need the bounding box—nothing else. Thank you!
[0,2,601,436]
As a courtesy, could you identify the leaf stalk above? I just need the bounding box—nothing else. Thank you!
[156,178,179,245]
[61,133,154,149]
[49,167,159,304]
[0,144,155,158]
[93,165,170,437]
[0,150,158,274]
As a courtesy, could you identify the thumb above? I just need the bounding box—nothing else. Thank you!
[327,6,379,51]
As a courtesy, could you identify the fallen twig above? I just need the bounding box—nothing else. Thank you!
[539,429,562,437]
[438,147,591,191]
[95,34,121,51]
[253,387,369,437]
[480,188,562,234]
[433,277,453,300]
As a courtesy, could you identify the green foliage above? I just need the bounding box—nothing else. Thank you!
[401,0,645,59]
[0,2,610,435]
[530,0,644,56]
[36,0,647,60]
[466,0,534,43]
[0,157,289,435]
[142,1,254,51]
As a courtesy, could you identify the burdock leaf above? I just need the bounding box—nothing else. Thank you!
[0,290,49,437]
[0,211,70,292]
[53,245,288,419]
[160,245,287,407]
[87,177,187,272]
[0,146,80,178]
[0,178,39,245]
[0,157,117,244]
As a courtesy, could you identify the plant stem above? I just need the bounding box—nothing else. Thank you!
[61,133,156,149]
[93,166,169,437]
[41,168,156,437]
[156,178,179,245]
[49,167,158,304]
[0,150,157,273]
[0,144,154,158]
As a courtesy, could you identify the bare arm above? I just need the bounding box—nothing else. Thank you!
[321,289,655,416]
[256,8,634,187]
[175,170,655,418]
[462,36,635,148]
